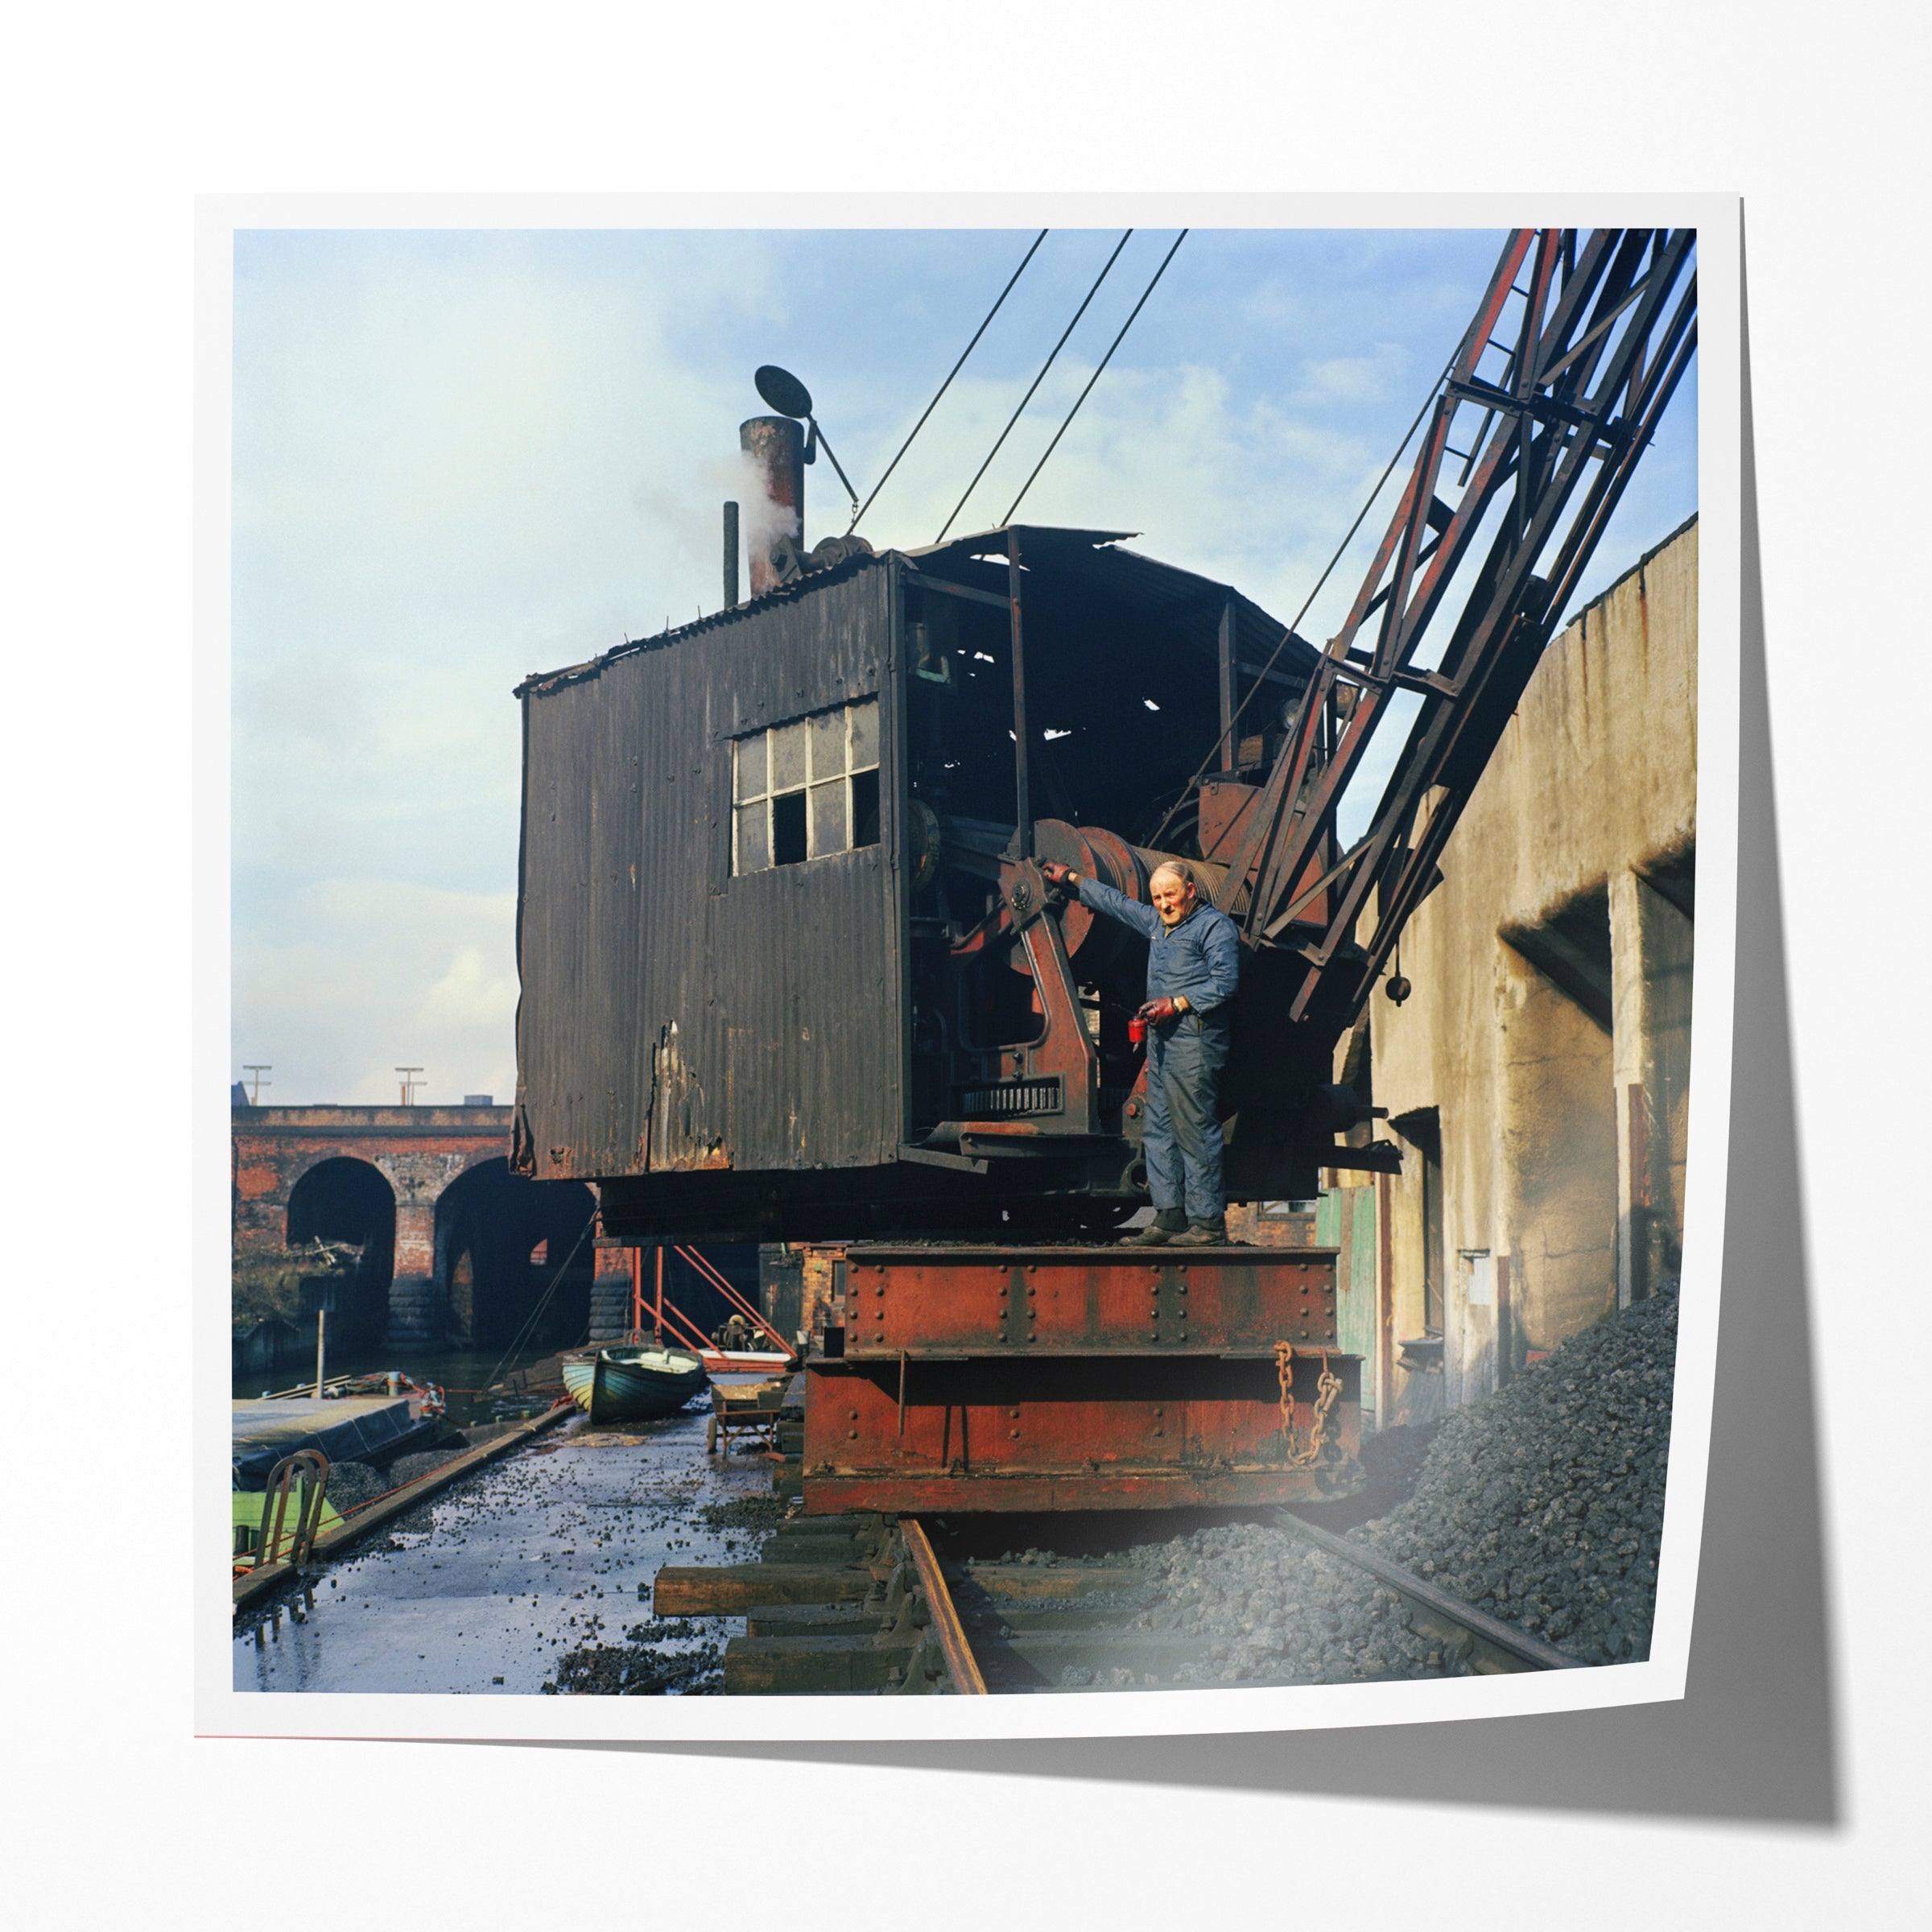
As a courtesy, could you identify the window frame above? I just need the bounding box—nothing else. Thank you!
[732,697,881,877]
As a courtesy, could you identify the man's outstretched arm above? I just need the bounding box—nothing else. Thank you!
[1040,859,1160,939]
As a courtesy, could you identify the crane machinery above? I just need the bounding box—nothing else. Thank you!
[511,226,1698,1512]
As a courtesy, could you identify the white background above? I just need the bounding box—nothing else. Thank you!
[6,4,1925,1926]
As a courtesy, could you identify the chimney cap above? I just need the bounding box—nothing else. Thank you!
[755,364,814,419]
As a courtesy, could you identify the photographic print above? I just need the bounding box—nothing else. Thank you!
[207,201,1734,1738]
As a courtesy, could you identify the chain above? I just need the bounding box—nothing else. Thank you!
[1275,1343,1343,1468]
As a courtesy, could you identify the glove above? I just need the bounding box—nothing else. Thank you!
[1137,997,1181,1026]
[1039,861,1079,893]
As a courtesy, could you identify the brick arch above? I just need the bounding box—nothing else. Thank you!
[283,1154,396,1349]
[432,1157,598,1348]
[230,1104,521,1351]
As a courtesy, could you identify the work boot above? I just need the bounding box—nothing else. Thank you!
[1170,1217,1228,1247]
[1125,1209,1188,1246]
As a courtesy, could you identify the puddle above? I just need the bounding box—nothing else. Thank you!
[233,1394,780,1695]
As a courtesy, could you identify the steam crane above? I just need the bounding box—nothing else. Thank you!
[510,227,1697,1512]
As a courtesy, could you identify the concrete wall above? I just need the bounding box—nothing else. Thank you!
[1366,517,1697,1419]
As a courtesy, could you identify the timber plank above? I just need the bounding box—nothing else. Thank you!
[653,1562,877,1615]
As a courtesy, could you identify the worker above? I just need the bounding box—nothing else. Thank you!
[1039,856,1241,1245]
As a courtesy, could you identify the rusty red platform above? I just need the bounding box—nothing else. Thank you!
[802,1244,1363,1513]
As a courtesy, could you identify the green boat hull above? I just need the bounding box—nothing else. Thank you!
[562,1347,710,1423]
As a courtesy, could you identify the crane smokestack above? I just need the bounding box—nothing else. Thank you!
[738,415,803,597]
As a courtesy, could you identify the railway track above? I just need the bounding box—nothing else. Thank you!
[651,1505,1582,1694]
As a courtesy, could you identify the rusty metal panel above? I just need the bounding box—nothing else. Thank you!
[802,1245,1360,1513]
[802,1354,1362,1513]
[514,559,905,1182]
[836,1243,1339,1356]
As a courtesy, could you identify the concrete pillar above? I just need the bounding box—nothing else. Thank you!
[1498,938,1617,1364]
[1611,865,1695,1307]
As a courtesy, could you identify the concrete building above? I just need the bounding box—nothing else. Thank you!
[1229,517,1698,1428]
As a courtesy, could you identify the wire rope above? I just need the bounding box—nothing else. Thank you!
[475,1209,599,1400]
[846,229,1047,533]
[935,230,1133,545]
[1145,338,1461,848]
[1001,229,1188,525]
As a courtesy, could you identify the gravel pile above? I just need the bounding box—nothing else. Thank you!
[321,1461,389,1512]
[1121,1523,1453,1686]
[1357,1419,1443,1500]
[385,1447,467,1488]
[1118,1290,1678,1683]
[1367,1289,1676,1664]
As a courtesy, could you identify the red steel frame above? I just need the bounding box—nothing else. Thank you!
[802,1243,1363,1513]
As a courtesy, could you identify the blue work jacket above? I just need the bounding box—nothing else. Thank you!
[1076,877,1242,1020]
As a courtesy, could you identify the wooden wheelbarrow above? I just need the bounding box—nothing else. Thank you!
[706,1376,799,1456]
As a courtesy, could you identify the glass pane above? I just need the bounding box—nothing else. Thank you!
[734,801,770,873]
[733,731,766,802]
[773,790,807,866]
[808,708,847,781]
[808,779,847,858]
[848,697,879,770]
[770,718,808,792]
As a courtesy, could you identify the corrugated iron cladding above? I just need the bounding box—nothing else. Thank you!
[515,558,904,1183]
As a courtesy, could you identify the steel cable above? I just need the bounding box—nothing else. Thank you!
[847,229,1047,534]
[475,1209,600,1400]
[1145,338,1461,848]
[1001,229,1188,525]
[935,230,1133,545]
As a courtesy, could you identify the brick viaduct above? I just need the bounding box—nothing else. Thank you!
[232,1104,760,1356]
[231,1104,629,1350]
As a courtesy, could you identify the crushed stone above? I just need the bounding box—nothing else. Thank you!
[1118,1290,1678,1684]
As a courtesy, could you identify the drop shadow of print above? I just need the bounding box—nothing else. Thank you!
[494,217,1839,1825]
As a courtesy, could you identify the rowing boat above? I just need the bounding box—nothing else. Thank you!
[561,1345,710,1423]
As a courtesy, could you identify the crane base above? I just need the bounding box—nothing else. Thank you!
[799,1244,1363,1515]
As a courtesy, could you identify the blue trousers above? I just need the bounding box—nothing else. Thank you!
[1142,1015,1229,1224]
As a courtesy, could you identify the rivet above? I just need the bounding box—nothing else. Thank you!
[873,1331,885,1342]
[1008,1428,1020,1439]
[1026,1264,1037,1274]
[1008,1409,1020,1418]
[874,1263,885,1273]
[1176,1282,1187,1294]
[847,1429,858,1439]
[1153,1406,1163,1417]
[1026,1330,1036,1341]
[1177,1264,1187,1274]
[848,1410,859,1420]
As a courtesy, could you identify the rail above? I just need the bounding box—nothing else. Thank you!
[1274,1508,1583,1673]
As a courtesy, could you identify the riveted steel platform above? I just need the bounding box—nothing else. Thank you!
[801,1244,1363,1513]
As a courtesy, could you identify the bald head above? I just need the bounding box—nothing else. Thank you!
[1148,861,1199,928]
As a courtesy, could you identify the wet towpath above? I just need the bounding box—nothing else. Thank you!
[233,1395,774,1695]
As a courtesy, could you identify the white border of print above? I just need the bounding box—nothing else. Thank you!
[196,191,1738,1744]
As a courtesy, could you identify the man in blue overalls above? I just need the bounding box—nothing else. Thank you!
[1040,856,1241,1245]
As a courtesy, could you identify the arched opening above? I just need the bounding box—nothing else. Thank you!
[433,1158,596,1348]
[285,1157,396,1352]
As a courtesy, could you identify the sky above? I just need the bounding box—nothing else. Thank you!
[230,225,1697,1106]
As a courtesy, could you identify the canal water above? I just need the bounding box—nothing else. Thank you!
[233,1392,777,1695]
